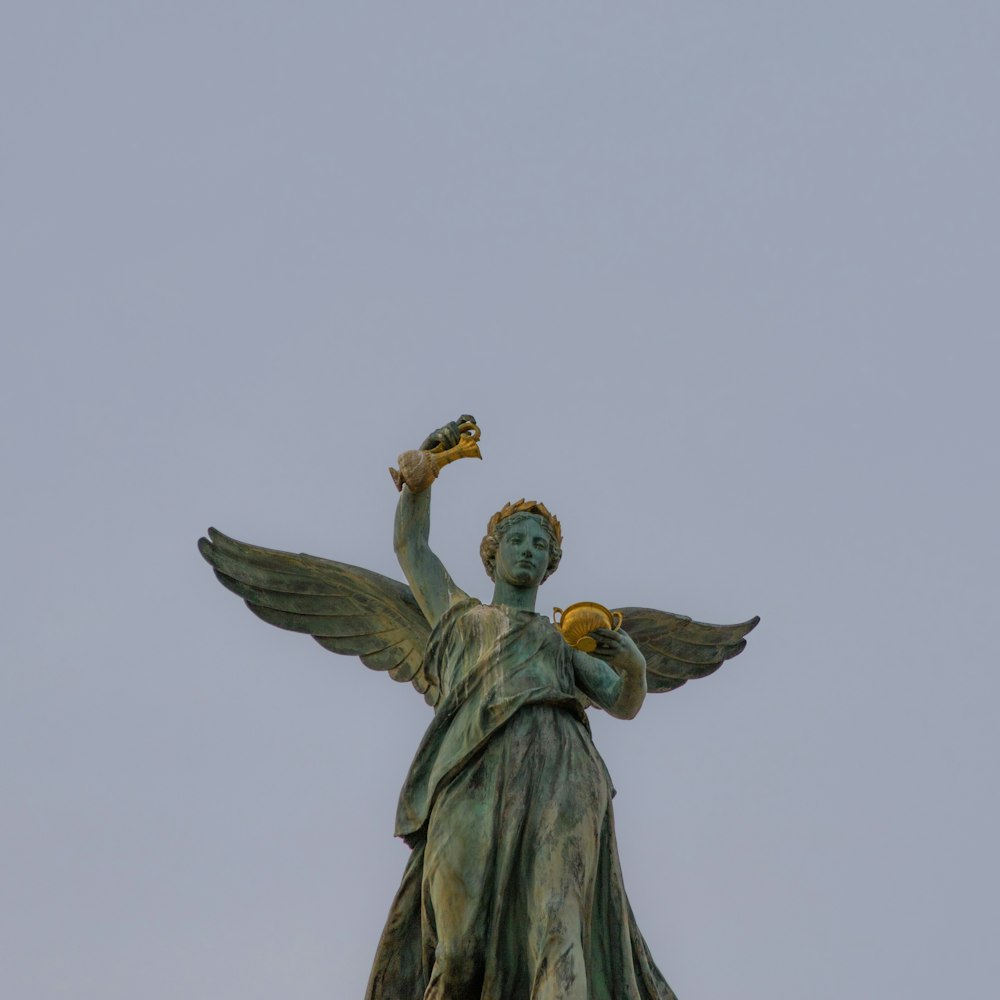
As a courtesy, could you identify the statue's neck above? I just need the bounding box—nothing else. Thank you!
[491,579,538,613]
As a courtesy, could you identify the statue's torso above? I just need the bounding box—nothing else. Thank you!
[436,601,575,704]
[395,599,585,839]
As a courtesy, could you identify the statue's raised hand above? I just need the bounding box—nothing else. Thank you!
[390,415,482,492]
[419,414,477,452]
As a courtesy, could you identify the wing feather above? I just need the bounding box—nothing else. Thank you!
[616,607,759,694]
[199,528,437,705]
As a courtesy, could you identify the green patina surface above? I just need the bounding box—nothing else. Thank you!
[198,416,758,999]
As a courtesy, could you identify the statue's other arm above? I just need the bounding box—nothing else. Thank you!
[394,486,468,627]
[571,629,647,719]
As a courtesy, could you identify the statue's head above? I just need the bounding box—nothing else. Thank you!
[480,499,563,585]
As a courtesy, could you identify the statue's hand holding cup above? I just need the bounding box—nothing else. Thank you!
[390,416,482,493]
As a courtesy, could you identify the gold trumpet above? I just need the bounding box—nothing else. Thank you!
[390,421,482,493]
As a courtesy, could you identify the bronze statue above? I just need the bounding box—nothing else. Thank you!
[198,415,758,999]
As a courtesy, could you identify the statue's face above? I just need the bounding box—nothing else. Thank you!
[494,514,552,589]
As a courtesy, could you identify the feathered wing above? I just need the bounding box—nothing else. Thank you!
[615,607,760,693]
[198,528,439,706]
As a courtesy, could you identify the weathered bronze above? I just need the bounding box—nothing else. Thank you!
[198,414,759,999]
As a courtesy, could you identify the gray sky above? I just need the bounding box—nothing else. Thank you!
[3,3,998,997]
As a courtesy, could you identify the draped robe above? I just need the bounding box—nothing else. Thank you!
[366,598,678,1000]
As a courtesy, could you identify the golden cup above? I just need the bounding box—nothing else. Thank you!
[552,602,623,653]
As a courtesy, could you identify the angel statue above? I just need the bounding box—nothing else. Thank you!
[198,415,759,1000]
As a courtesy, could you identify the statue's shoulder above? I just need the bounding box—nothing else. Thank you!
[432,596,484,636]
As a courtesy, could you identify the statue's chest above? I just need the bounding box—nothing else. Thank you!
[442,606,570,694]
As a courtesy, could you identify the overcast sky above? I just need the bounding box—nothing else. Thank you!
[3,3,998,998]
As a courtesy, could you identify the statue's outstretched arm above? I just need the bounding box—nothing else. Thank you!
[394,486,468,627]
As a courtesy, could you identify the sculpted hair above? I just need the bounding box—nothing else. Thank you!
[480,499,563,583]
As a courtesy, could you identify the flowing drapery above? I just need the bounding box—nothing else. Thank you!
[366,600,678,1000]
